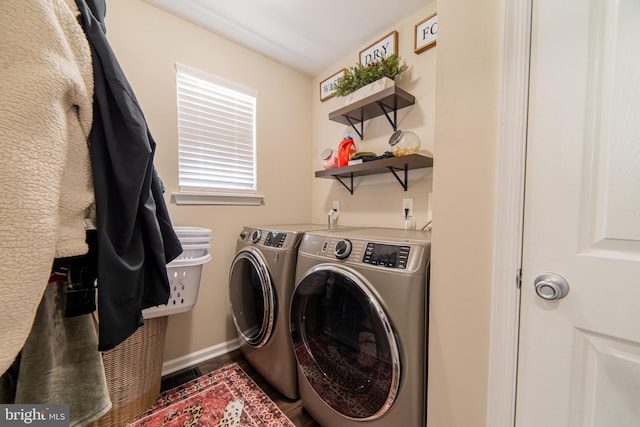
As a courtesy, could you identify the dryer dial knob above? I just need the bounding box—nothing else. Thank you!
[334,239,352,259]
[250,229,262,243]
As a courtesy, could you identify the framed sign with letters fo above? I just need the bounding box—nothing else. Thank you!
[319,69,346,101]
[414,13,438,53]
[359,31,398,65]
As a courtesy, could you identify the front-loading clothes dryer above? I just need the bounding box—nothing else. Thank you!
[290,227,431,426]
[229,224,356,399]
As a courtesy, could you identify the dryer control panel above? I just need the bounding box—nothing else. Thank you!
[264,231,287,248]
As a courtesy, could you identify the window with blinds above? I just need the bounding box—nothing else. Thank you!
[176,64,257,194]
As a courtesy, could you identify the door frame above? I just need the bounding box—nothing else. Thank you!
[486,0,532,425]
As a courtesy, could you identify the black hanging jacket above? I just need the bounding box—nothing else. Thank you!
[74,0,182,350]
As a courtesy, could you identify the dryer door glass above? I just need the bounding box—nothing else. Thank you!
[291,265,401,420]
[229,249,276,347]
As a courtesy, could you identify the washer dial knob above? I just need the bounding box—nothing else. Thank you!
[250,229,262,243]
[334,239,352,259]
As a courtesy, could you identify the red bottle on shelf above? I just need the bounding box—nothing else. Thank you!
[338,135,356,167]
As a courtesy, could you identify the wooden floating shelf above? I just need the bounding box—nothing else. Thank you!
[328,86,416,139]
[315,154,433,194]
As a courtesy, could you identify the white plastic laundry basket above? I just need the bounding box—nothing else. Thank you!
[173,226,212,239]
[142,226,212,319]
[178,243,210,259]
[173,226,212,260]
[142,252,211,319]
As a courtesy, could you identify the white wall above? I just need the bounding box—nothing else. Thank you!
[105,0,313,360]
[427,0,501,425]
[310,5,437,229]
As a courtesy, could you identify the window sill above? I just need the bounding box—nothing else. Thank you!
[172,192,264,206]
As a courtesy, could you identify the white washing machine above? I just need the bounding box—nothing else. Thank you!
[228,224,356,399]
[290,227,431,426]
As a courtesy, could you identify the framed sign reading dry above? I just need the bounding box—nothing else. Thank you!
[319,69,346,101]
[415,13,438,53]
[359,30,398,65]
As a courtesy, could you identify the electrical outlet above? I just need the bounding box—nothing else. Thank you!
[332,200,339,213]
[402,198,414,217]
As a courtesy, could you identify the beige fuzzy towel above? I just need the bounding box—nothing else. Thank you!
[0,0,95,375]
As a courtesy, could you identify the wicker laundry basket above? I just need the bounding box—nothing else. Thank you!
[89,316,168,427]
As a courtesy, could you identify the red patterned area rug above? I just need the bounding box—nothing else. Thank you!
[128,363,295,427]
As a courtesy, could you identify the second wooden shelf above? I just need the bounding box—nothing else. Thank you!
[315,154,433,194]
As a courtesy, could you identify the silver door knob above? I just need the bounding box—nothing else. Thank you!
[534,273,570,300]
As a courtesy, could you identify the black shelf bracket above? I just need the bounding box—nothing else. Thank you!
[377,101,398,131]
[334,174,354,194]
[387,165,409,191]
[333,165,409,194]
[341,102,398,140]
[344,116,364,140]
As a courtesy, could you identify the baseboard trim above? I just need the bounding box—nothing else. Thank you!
[162,338,241,376]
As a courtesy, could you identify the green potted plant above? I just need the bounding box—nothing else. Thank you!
[334,54,409,100]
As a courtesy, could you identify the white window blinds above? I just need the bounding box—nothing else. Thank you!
[176,64,257,193]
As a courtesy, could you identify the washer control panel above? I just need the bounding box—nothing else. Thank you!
[317,237,411,269]
[363,242,410,269]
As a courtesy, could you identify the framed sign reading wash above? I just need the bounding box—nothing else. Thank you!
[319,69,346,102]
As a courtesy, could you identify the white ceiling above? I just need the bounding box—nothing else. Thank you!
[143,0,428,77]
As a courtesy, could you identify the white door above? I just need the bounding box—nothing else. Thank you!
[516,0,640,426]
